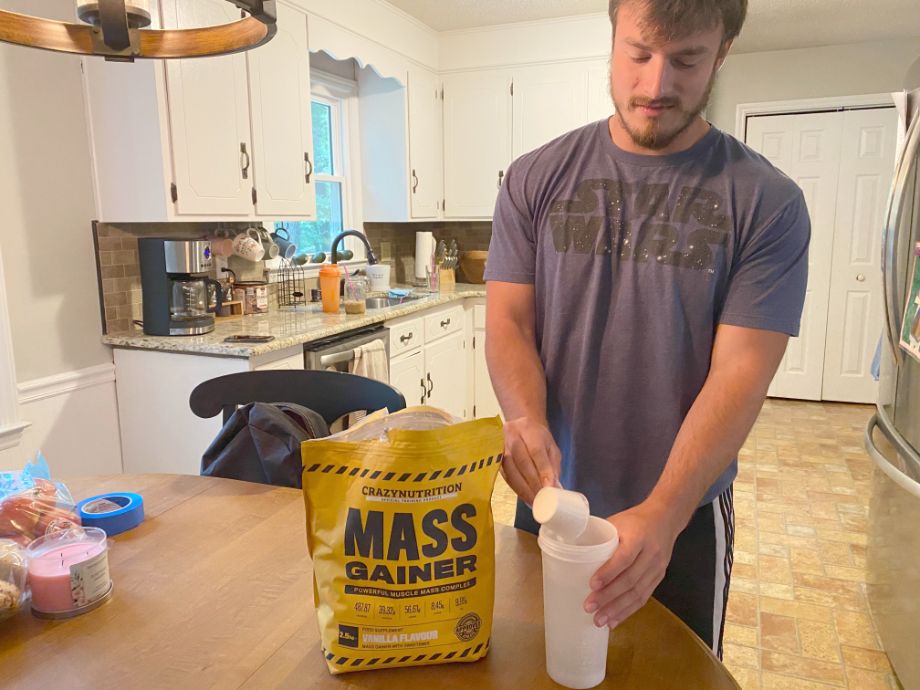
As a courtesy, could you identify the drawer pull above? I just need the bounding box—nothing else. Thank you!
[440,318,451,328]
[400,333,414,344]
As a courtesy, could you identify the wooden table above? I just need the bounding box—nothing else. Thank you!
[0,475,739,689]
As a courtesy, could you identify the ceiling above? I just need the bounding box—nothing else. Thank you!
[385,0,920,53]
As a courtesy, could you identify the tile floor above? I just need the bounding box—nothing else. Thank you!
[490,398,901,689]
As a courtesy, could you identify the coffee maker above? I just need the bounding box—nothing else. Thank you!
[138,239,223,336]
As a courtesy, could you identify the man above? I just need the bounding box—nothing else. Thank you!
[484,0,810,658]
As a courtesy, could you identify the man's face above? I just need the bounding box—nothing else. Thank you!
[610,1,729,150]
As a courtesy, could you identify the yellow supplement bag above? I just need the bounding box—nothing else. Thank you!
[302,407,503,674]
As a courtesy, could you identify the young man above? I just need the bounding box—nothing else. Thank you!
[484,0,810,658]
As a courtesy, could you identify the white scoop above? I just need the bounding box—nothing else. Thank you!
[532,486,590,542]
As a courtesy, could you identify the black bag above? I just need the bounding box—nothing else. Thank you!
[200,402,330,488]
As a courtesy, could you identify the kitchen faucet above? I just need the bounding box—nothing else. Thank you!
[330,230,378,265]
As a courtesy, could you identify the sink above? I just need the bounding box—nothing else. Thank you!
[365,294,424,309]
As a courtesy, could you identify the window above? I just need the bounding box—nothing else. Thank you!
[274,72,363,261]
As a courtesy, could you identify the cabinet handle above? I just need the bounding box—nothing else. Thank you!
[240,143,250,180]
[411,169,419,193]
[497,170,504,188]
[304,152,313,184]
[440,318,451,328]
[400,332,414,344]
[420,378,426,404]
[426,373,434,397]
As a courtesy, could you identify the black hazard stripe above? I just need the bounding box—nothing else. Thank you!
[304,457,500,480]
[322,642,489,667]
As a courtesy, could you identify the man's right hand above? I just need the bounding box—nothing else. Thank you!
[501,417,562,505]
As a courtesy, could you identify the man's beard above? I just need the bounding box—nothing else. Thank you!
[614,67,717,151]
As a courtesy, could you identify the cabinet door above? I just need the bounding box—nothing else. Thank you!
[426,331,468,419]
[443,71,512,219]
[408,66,443,219]
[248,2,316,219]
[473,331,502,419]
[161,0,253,216]
[512,63,589,158]
[390,350,427,407]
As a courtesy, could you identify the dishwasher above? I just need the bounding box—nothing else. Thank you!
[303,325,390,374]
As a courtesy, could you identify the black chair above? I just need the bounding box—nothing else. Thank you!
[189,369,407,426]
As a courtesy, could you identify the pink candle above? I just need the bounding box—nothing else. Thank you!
[27,527,111,615]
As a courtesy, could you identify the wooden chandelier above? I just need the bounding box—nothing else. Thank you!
[0,0,277,61]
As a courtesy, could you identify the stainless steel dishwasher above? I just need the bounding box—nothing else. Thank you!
[303,325,390,373]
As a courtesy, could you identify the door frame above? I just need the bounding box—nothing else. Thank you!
[735,92,895,142]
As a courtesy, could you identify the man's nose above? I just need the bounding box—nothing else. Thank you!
[643,55,676,100]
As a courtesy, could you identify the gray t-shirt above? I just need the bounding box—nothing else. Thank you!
[485,119,810,517]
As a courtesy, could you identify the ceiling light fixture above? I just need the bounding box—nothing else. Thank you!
[0,0,276,62]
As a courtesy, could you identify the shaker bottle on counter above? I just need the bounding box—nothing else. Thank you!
[535,487,619,689]
[319,264,342,314]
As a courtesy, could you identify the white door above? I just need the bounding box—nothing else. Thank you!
[747,112,843,400]
[822,108,898,402]
[248,2,316,218]
[390,350,426,407]
[586,60,613,123]
[408,66,443,219]
[473,331,502,419]
[162,0,253,216]
[443,71,512,218]
[512,63,589,158]
[426,332,468,418]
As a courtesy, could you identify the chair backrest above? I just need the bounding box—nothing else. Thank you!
[189,370,407,426]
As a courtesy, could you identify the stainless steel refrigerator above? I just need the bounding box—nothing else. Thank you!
[865,74,920,689]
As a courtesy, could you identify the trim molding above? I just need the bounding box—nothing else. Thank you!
[0,422,31,452]
[18,362,116,405]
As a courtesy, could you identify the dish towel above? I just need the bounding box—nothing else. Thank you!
[350,339,389,383]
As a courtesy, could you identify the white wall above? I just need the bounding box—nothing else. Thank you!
[709,38,920,134]
[0,0,120,475]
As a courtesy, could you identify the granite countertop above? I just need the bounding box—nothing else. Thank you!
[102,284,487,358]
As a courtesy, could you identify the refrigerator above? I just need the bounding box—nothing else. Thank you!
[864,76,920,690]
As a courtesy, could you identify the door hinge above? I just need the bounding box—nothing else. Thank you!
[251,187,257,205]
[170,183,178,203]
[442,198,446,213]
[473,335,476,349]
[440,86,444,100]
[510,80,514,97]
[473,405,477,417]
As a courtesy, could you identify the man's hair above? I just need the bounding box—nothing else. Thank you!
[608,0,747,43]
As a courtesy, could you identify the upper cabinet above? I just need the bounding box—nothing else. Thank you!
[358,64,444,223]
[84,0,315,223]
[442,59,610,220]
[442,70,513,220]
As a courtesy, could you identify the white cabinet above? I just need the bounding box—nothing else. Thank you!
[442,60,609,219]
[471,301,501,419]
[390,349,426,406]
[83,1,315,222]
[512,63,589,159]
[425,332,467,418]
[248,1,317,218]
[443,70,513,219]
[359,65,443,222]
[387,305,469,417]
[407,66,444,219]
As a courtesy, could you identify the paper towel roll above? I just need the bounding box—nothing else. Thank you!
[415,231,434,281]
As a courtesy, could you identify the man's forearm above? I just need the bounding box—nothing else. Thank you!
[644,352,774,532]
[486,318,548,424]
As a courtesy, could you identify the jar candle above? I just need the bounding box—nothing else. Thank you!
[26,527,112,618]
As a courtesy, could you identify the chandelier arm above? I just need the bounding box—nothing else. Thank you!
[99,0,131,51]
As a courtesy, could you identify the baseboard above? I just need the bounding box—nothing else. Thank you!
[18,362,116,404]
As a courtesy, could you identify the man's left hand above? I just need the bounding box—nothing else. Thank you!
[583,502,683,629]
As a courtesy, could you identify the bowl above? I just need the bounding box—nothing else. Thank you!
[460,250,488,284]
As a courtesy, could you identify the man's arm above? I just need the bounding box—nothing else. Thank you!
[486,281,561,504]
[584,323,788,629]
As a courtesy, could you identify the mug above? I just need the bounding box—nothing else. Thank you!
[257,227,279,260]
[208,235,234,258]
[232,228,265,262]
[271,226,297,260]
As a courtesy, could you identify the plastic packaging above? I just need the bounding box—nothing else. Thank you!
[538,517,619,689]
[302,406,503,674]
[0,455,80,546]
[0,539,27,621]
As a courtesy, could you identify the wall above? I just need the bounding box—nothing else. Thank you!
[709,38,920,134]
[0,0,121,475]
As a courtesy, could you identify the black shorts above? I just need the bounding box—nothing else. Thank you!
[514,485,735,658]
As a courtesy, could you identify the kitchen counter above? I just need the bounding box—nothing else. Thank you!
[102,284,486,358]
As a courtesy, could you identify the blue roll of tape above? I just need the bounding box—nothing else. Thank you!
[76,492,145,536]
